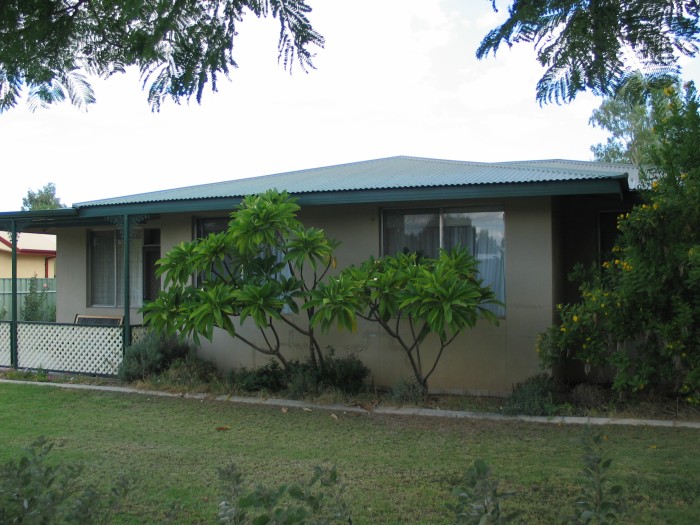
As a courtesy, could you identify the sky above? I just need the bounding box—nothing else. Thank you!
[1,0,699,212]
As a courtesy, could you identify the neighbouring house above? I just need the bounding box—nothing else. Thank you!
[0,157,638,394]
[0,231,56,278]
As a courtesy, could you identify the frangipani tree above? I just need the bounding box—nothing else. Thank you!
[307,248,501,389]
[142,190,338,369]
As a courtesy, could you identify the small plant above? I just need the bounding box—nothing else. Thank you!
[0,305,6,320]
[20,275,55,322]
[217,463,351,524]
[501,374,559,416]
[565,429,624,524]
[2,367,51,382]
[0,437,130,524]
[118,330,193,382]
[446,458,519,524]
[389,377,428,405]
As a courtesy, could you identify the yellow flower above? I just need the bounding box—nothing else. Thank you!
[560,326,567,333]
[572,315,579,323]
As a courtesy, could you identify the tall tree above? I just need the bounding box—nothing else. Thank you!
[0,0,323,112]
[588,76,681,166]
[22,182,66,211]
[478,1,699,103]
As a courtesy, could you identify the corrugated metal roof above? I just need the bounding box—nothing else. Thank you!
[75,156,633,208]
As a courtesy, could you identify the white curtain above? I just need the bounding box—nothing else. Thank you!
[445,210,505,316]
[90,230,144,307]
[116,230,144,307]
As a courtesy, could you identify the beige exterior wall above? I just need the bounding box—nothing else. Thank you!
[55,228,90,323]
[55,198,555,395]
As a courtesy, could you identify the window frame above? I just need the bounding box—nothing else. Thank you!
[380,206,506,316]
[87,228,147,308]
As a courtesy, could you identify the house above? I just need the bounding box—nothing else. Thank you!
[0,231,56,278]
[0,157,637,394]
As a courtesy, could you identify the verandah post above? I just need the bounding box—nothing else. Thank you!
[122,214,131,352]
[9,219,18,368]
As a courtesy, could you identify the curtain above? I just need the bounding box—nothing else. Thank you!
[383,211,440,258]
[90,231,115,306]
[445,210,505,316]
[116,230,144,307]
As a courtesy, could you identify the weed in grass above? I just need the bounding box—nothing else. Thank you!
[565,429,624,525]
[0,436,130,524]
[1,367,51,382]
[447,458,520,524]
[217,463,352,524]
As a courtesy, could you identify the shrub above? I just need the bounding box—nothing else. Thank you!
[158,353,221,389]
[286,362,322,398]
[20,275,55,322]
[118,330,192,382]
[571,383,610,411]
[228,360,288,393]
[501,374,559,416]
[389,378,428,405]
[0,437,129,524]
[323,354,370,395]
[228,354,369,398]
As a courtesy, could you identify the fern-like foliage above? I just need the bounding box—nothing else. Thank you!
[0,0,324,113]
[478,0,699,103]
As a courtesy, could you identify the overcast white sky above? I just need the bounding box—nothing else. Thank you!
[1,0,698,212]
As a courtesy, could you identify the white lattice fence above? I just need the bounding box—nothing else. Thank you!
[0,322,10,367]
[16,322,124,375]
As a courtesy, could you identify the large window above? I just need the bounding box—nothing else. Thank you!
[89,230,144,307]
[383,208,505,316]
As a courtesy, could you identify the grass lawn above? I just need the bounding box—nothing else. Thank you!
[1,382,699,524]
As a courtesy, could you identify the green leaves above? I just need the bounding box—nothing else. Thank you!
[309,246,502,387]
[0,0,324,112]
[307,275,363,332]
[141,189,339,367]
[543,82,700,401]
[478,0,697,103]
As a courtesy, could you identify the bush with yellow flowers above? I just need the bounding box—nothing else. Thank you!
[538,82,700,403]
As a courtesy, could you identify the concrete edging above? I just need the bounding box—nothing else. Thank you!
[2,378,700,429]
